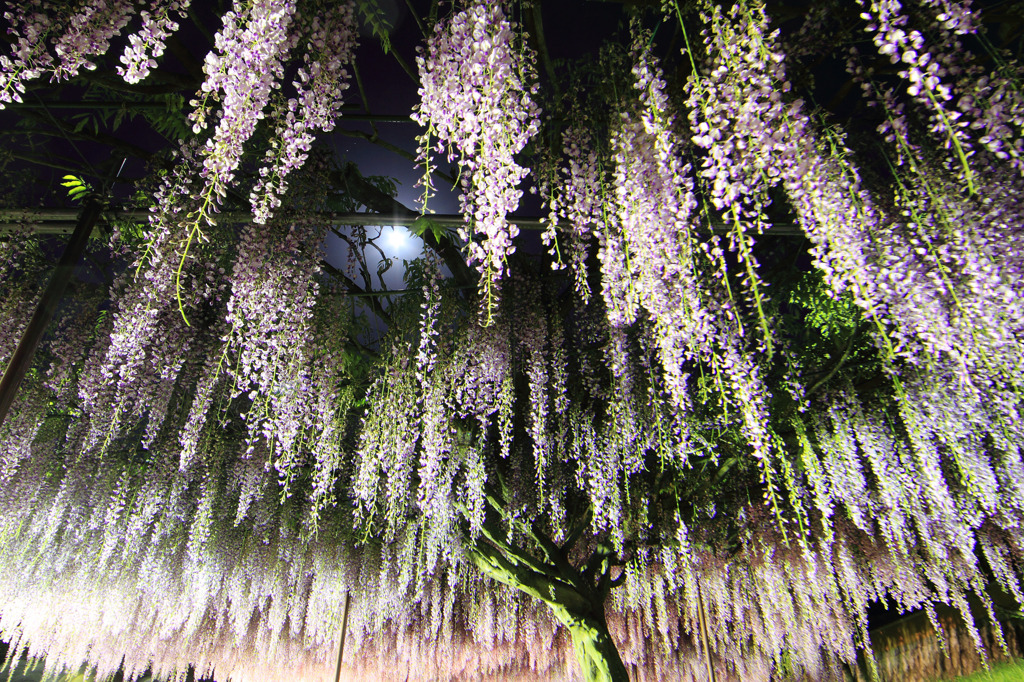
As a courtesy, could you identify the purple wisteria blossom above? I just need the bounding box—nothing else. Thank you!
[0,0,59,106]
[0,2,1023,681]
[538,125,603,301]
[191,0,298,194]
[51,0,136,80]
[412,0,541,324]
[251,1,358,223]
[117,0,192,84]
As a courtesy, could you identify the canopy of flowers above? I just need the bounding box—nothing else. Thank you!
[0,0,1022,681]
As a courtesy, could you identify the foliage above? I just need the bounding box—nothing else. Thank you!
[955,659,1024,682]
[59,175,90,201]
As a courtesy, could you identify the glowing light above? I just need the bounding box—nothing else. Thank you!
[381,225,421,260]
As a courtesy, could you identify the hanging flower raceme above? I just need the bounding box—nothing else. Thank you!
[1,0,138,104]
[355,278,499,546]
[251,0,358,223]
[52,0,136,80]
[857,0,977,189]
[538,124,604,302]
[77,149,227,451]
[837,41,1024,389]
[0,0,61,106]
[222,216,325,486]
[412,0,541,324]
[686,1,801,214]
[685,0,1024,394]
[118,0,192,84]
[609,27,785,518]
[612,30,703,371]
[125,0,300,321]
[191,0,298,196]
[683,0,788,370]
[900,0,1024,176]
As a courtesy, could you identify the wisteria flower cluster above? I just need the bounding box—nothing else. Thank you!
[76,151,216,451]
[117,0,192,84]
[412,0,541,324]
[538,125,604,301]
[1,1,1024,680]
[0,0,60,106]
[251,1,358,223]
[684,0,791,360]
[857,0,976,187]
[613,24,784,510]
[686,1,800,213]
[684,0,1024,398]
[1,0,146,103]
[191,0,297,197]
[3,230,1024,682]
[51,0,136,80]
[917,3,1024,175]
[842,46,1024,386]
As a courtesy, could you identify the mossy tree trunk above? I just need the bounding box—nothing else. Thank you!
[564,612,631,682]
[465,495,630,682]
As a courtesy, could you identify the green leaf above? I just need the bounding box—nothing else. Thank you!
[410,216,431,238]
[355,0,393,53]
[411,216,452,243]
[60,175,92,202]
[789,271,860,340]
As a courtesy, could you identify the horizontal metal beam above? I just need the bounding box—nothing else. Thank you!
[8,102,413,122]
[0,209,804,236]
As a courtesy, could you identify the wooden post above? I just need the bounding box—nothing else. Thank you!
[0,199,102,430]
[333,591,351,682]
[695,575,717,682]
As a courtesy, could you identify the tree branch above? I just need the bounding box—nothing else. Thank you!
[807,322,867,396]
[483,489,582,585]
[320,258,394,328]
[332,127,447,178]
[466,530,593,616]
[17,109,156,166]
[330,163,475,287]
[527,4,560,99]
[560,506,594,555]
[77,69,200,95]
[165,34,207,83]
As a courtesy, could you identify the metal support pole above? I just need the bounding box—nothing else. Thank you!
[333,591,351,682]
[0,200,102,430]
[0,208,806,236]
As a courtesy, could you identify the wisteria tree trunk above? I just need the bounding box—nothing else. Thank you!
[562,612,630,682]
[465,499,629,682]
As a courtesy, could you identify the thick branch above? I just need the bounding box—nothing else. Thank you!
[560,506,594,555]
[486,491,586,587]
[320,258,394,328]
[465,510,630,682]
[465,536,591,615]
[330,164,475,287]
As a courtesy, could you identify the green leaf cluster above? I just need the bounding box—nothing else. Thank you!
[60,175,91,202]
